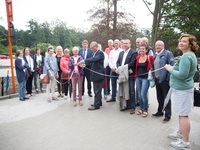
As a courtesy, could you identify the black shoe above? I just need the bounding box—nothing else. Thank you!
[136,102,140,106]
[162,118,170,123]
[23,97,29,99]
[91,104,102,107]
[88,94,93,97]
[152,112,164,117]
[19,98,25,101]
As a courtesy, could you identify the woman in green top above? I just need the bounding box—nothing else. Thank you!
[164,34,199,149]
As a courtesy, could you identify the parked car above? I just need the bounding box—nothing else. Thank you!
[0,55,9,59]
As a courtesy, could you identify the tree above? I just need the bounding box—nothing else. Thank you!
[142,0,167,48]
[40,21,53,44]
[86,0,136,49]
[0,25,8,46]
[142,0,200,57]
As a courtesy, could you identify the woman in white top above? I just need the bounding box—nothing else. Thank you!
[23,47,35,97]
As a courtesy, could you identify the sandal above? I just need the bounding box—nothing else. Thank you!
[142,111,148,118]
[47,98,51,103]
[137,110,143,115]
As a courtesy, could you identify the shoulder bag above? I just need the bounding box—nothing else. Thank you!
[39,74,49,84]
[194,65,200,82]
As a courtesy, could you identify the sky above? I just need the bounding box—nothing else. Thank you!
[0,0,154,31]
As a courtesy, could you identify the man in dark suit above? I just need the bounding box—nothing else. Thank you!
[79,40,93,97]
[78,41,104,110]
[116,39,138,114]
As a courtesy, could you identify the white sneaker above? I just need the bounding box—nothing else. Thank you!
[168,131,182,140]
[171,139,190,149]
[64,96,68,99]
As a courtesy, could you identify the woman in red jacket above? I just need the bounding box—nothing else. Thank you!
[60,48,71,99]
[134,44,154,117]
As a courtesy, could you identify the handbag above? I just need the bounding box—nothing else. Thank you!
[37,68,42,75]
[194,86,200,107]
[147,56,155,88]
[27,71,32,77]
[39,74,50,84]
[61,72,70,80]
[193,65,200,82]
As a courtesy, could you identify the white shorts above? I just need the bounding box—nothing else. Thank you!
[171,88,194,116]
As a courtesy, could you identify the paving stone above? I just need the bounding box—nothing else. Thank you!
[0,87,199,150]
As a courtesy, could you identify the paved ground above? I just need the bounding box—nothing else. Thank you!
[0,85,200,150]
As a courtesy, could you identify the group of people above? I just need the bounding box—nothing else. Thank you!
[15,47,44,100]
[15,34,198,150]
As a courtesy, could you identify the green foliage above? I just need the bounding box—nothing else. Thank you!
[157,0,200,56]
[0,18,85,54]
[30,43,52,55]
[0,44,8,54]
[0,25,7,46]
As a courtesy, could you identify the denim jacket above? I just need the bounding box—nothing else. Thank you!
[44,54,59,80]
[154,49,174,83]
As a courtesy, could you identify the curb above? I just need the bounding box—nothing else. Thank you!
[0,93,18,100]
[0,90,47,101]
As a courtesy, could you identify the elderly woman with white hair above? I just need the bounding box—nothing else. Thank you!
[55,46,64,98]
[68,47,84,107]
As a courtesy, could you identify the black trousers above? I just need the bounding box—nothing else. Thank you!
[62,79,69,96]
[57,72,64,94]
[82,68,92,95]
[26,73,33,94]
[155,79,171,118]
[93,79,103,108]
[106,66,111,93]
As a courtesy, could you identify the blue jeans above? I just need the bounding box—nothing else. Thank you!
[127,77,136,110]
[110,71,118,100]
[18,80,26,98]
[34,71,43,89]
[136,77,149,112]
[104,88,108,95]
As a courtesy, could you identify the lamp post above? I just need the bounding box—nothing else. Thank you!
[5,0,16,93]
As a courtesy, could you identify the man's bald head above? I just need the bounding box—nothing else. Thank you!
[155,40,165,53]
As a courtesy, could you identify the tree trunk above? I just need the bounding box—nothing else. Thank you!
[113,0,117,31]
[106,0,110,36]
[112,0,117,39]
[151,0,164,48]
